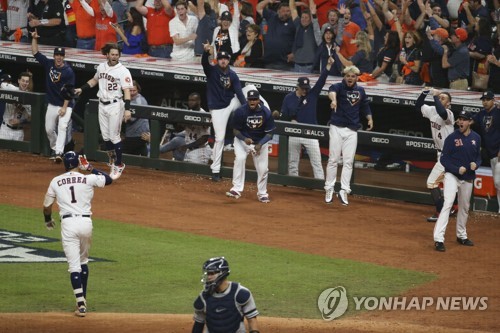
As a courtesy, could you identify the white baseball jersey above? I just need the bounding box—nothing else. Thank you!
[94,62,133,101]
[420,105,455,151]
[44,171,106,216]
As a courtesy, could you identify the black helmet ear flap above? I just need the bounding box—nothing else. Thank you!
[201,257,230,294]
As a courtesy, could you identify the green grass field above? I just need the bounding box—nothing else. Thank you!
[0,205,436,318]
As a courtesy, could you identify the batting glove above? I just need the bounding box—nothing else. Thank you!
[78,155,92,171]
[45,219,56,230]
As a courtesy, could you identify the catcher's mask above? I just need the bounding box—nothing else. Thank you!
[201,257,230,295]
[63,151,79,171]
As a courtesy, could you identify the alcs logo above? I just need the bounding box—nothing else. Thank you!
[317,286,348,320]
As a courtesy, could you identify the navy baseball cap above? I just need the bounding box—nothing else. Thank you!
[457,110,473,120]
[217,51,231,60]
[480,90,495,100]
[0,73,12,83]
[247,90,260,100]
[220,11,232,21]
[54,47,65,56]
[297,77,311,89]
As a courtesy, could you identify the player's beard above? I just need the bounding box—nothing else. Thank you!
[108,58,118,66]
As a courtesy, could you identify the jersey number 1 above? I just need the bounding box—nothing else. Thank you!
[69,186,77,203]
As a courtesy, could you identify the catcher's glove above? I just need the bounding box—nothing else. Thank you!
[61,84,77,100]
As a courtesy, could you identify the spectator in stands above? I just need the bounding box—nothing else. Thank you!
[321,9,340,34]
[211,3,240,61]
[425,27,449,88]
[290,0,321,73]
[486,33,500,93]
[371,30,399,83]
[63,0,77,48]
[170,0,198,62]
[111,0,128,27]
[123,80,150,156]
[28,0,66,46]
[207,0,229,18]
[136,0,174,58]
[458,0,490,31]
[233,24,264,68]
[193,0,217,56]
[81,0,117,51]
[0,72,32,141]
[334,30,373,75]
[314,24,343,76]
[239,1,255,48]
[69,0,100,50]
[5,0,29,42]
[315,0,338,28]
[338,6,361,60]
[111,7,146,55]
[339,0,367,31]
[257,0,296,70]
[280,59,334,180]
[361,0,386,68]
[468,17,493,88]
[442,28,469,91]
[399,31,423,86]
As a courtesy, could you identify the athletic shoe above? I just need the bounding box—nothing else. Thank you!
[110,163,125,180]
[427,213,439,222]
[456,237,474,246]
[226,190,241,199]
[434,242,446,252]
[211,173,221,182]
[258,196,270,203]
[54,154,63,164]
[325,188,334,204]
[449,205,458,217]
[75,305,87,317]
[338,190,349,206]
[49,150,57,160]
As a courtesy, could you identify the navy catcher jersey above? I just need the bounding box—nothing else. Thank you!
[232,103,276,143]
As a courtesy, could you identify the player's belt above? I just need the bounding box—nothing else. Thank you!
[2,121,23,130]
[62,214,91,219]
[100,99,119,105]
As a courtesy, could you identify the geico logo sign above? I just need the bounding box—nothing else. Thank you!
[174,74,191,81]
[463,106,480,112]
[26,57,38,63]
[284,127,302,134]
[371,137,389,144]
[383,97,400,104]
[304,129,325,137]
[184,115,201,122]
[245,82,261,88]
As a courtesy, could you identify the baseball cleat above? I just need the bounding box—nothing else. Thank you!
[258,196,270,203]
[338,190,349,206]
[427,213,439,222]
[110,163,125,180]
[75,305,87,317]
[456,237,474,246]
[226,190,241,199]
[325,188,334,204]
[54,154,63,164]
[434,242,446,252]
[211,173,221,182]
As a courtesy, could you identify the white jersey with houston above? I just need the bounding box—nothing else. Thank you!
[44,171,106,216]
[94,62,133,101]
[420,105,455,151]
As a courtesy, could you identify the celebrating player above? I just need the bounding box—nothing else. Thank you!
[75,43,134,180]
[201,45,246,182]
[415,88,457,222]
[42,152,112,316]
[226,89,276,203]
[31,30,75,163]
[192,257,260,333]
[433,111,482,252]
[0,72,32,141]
[324,65,373,205]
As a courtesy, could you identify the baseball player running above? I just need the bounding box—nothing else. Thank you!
[226,89,276,203]
[0,72,32,141]
[192,257,260,333]
[415,88,456,222]
[31,30,75,163]
[325,65,373,205]
[433,111,481,252]
[201,46,246,182]
[43,151,112,316]
[75,43,134,180]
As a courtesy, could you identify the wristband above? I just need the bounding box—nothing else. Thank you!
[40,19,49,26]
[312,14,317,19]
[124,99,131,110]
[44,213,52,222]
[80,83,91,91]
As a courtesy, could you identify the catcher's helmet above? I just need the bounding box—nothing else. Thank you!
[201,257,230,295]
[63,151,79,171]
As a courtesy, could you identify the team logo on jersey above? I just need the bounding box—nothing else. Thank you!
[471,139,476,146]
[247,115,263,129]
[346,91,360,106]
[125,77,131,83]
[49,68,62,83]
[220,75,231,89]
[484,116,492,132]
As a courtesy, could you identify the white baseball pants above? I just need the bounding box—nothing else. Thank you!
[99,100,124,144]
[288,136,324,180]
[324,125,357,193]
[61,217,93,273]
[427,156,445,189]
[491,157,500,213]
[45,103,72,155]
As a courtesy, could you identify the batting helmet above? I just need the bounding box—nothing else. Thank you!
[63,151,79,171]
[201,257,230,295]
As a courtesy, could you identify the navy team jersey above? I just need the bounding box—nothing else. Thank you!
[473,105,500,160]
[440,129,482,181]
[232,103,275,143]
[328,80,371,131]
[34,52,75,108]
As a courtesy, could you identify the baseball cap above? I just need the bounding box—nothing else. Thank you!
[247,89,260,100]
[457,110,473,120]
[323,25,334,35]
[297,77,311,90]
[0,73,12,83]
[217,51,231,60]
[480,90,495,100]
[430,28,449,40]
[220,11,232,22]
[54,47,65,56]
[452,28,468,42]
